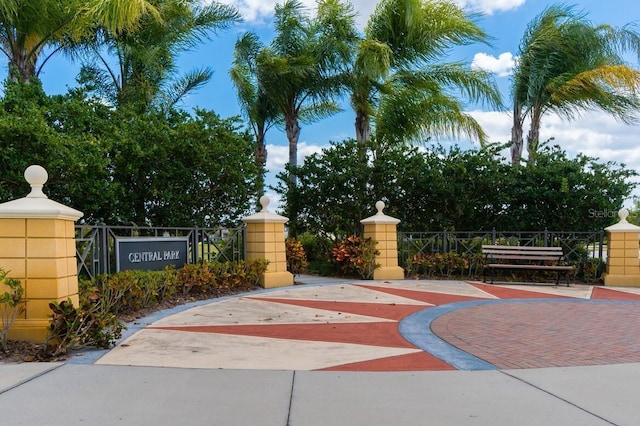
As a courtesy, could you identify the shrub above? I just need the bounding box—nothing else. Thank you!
[407,252,484,278]
[574,258,605,283]
[330,235,380,279]
[46,298,124,356]
[176,259,268,296]
[286,238,309,277]
[0,269,24,353]
[91,270,177,315]
[296,232,332,262]
[47,259,268,355]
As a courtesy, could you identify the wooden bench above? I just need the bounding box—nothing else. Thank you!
[481,245,573,286]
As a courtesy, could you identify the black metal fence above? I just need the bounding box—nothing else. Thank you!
[75,225,608,280]
[75,224,245,280]
[398,229,606,268]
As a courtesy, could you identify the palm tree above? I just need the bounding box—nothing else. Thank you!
[510,4,640,165]
[80,0,240,113]
[230,32,281,177]
[349,0,502,149]
[232,0,358,184]
[0,0,159,82]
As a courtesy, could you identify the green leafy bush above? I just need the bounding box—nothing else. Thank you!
[0,269,24,353]
[47,259,268,355]
[276,139,635,235]
[574,258,605,283]
[330,236,380,279]
[175,259,268,296]
[92,270,178,315]
[296,232,332,262]
[407,252,481,277]
[47,298,124,356]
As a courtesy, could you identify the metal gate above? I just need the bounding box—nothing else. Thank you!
[75,224,245,280]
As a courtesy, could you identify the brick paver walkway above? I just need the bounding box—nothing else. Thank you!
[430,300,640,369]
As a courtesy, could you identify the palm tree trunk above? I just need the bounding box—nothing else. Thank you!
[510,103,524,166]
[9,54,36,83]
[355,110,371,162]
[355,110,371,145]
[255,128,267,196]
[527,106,542,166]
[286,115,300,184]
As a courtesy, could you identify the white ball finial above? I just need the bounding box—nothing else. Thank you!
[619,208,629,223]
[24,165,48,199]
[259,195,271,212]
[375,200,385,215]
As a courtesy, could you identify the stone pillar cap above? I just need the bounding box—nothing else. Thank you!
[605,208,640,232]
[0,165,83,221]
[361,201,400,225]
[242,196,289,224]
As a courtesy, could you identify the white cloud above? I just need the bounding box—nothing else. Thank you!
[470,109,640,162]
[214,0,525,28]
[213,0,375,28]
[215,0,328,25]
[262,141,329,212]
[453,0,525,15]
[349,0,379,28]
[264,141,327,171]
[471,52,516,77]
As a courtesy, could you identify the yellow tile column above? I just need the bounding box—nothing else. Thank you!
[361,201,404,281]
[603,208,640,287]
[242,196,293,288]
[0,165,83,342]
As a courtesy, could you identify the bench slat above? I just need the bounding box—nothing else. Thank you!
[483,255,562,261]
[482,245,563,251]
[486,264,573,271]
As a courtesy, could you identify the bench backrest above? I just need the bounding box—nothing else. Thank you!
[481,245,564,262]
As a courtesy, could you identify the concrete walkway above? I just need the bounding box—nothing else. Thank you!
[2,276,640,425]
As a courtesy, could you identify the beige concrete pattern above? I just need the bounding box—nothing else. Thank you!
[96,330,422,370]
[363,279,499,298]
[151,297,399,326]
[245,281,429,303]
[94,278,607,371]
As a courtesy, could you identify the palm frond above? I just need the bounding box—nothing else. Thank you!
[376,87,487,145]
[87,0,160,33]
[156,67,212,112]
[298,100,342,124]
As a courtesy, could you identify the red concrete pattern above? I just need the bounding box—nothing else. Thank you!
[469,282,574,299]
[431,301,640,369]
[249,297,426,321]
[356,284,487,305]
[591,287,640,301]
[149,322,418,348]
[319,351,456,372]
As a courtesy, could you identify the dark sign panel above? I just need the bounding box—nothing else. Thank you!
[115,237,189,272]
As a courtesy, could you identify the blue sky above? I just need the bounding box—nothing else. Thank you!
[12,0,640,208]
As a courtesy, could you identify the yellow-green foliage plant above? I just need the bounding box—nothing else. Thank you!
[286,238,309,278]
[0,268,25,352]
